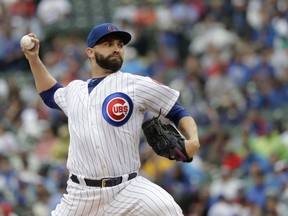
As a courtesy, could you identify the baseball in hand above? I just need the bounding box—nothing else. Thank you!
[20,35,35,50]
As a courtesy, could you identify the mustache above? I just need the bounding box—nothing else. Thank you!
[109,53,121,58]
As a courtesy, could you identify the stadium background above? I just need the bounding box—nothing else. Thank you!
[1,0,288,215]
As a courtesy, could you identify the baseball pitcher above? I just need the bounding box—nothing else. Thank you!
[21,23,200,216]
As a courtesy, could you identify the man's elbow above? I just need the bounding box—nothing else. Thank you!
[192,140,200,156]
[186,139,200,157]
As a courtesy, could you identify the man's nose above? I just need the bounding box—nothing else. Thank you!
[113,45,121,52]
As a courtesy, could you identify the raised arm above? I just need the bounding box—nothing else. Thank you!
[21,33,57,93]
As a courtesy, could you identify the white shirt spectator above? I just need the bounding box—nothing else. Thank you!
[0,126,18,155]
[208,200,239,216]
[36,0,71,25]
[209,167,244,201]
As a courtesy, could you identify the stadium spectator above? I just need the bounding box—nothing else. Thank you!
[36,0,71,26]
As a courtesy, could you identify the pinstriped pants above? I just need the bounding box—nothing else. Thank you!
[51,176,183,216]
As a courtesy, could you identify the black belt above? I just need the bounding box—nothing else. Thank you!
[70,172,137,188]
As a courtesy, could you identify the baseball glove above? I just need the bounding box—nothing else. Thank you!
[142,115,193,163]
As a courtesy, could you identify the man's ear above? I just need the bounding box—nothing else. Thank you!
[86,47,94,58]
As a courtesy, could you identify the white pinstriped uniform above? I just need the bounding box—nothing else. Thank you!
[51,71,183,216]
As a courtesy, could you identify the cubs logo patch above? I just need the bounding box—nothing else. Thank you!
[102,92,133,127]
[108,25,118,32]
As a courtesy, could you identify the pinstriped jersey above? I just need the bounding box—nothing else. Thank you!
[54,71,179,179]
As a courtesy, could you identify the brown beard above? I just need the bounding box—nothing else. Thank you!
[94,52,123,72]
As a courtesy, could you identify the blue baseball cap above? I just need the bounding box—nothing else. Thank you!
[87,23,132,47]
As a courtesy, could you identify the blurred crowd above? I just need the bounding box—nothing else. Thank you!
[1,0,288,215]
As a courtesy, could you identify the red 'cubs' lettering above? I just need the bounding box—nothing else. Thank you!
[113,105,128,113]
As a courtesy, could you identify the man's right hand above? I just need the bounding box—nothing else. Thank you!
[21,33,40,61]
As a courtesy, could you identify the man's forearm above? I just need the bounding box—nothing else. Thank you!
[21,33,57,93]
[178,116,200,157]
[28,56,57,93]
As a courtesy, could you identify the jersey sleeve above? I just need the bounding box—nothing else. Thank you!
[39,83,62,110]
[134,76,180,116]
[54,86,68,115]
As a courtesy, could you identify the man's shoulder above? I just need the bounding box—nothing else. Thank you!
[118,71,148,81]
[67,79,87,86]
[62,79,87,90]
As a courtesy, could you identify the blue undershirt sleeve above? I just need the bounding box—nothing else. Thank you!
[39,83,63,110]
[165,102,191,127]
